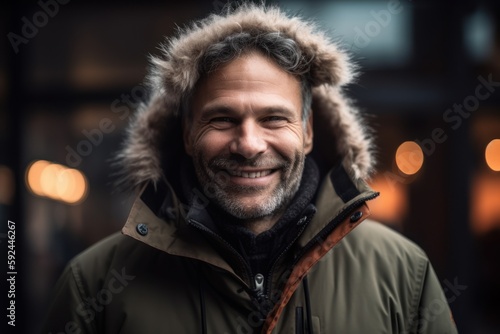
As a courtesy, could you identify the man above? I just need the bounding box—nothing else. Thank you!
[43,3,458,333]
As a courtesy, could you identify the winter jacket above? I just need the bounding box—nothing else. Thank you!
[42,4,458,334]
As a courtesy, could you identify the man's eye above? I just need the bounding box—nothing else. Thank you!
[209,117,237,129]
[264,116,287,122]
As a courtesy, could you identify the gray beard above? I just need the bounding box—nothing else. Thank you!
[193,152,305,221]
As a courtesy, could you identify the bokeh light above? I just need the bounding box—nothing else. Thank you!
[26,160,88,205]
[368,173,409,226]
[485,139,500,171]
[26,160,51,196]
[40,163,65,199]
[58,168,88,204]
[395,141,424,175]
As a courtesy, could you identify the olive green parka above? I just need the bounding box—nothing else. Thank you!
[42,4,458,333]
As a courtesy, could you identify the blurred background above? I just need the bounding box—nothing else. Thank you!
[1,0,499,333]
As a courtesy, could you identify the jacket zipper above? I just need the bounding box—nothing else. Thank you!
[190,191,378,311]
[263,214,313,299]
[188,219,256,291]
[253,192,378,333]
[254,273,265,300]
[263,192,378,299]
[189,219,264,301]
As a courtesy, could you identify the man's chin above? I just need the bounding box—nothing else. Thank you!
[217,197,281,221]
[223,208,275,221]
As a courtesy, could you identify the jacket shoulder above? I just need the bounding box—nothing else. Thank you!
[336,220,431,315]
[323,220,457,333]
[70,232,134,272]
[74,231,132,258]
[343,221,458,333]
[345,219,428,263]
[66,231,162,294]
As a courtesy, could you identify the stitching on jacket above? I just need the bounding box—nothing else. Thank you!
[70,261,99,333]
[405,253,429,333]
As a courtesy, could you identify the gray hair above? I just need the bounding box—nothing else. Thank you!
[182,31,313,127]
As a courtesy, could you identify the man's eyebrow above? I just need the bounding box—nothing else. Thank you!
[199,105,297,119]
[261,106,296,118]
[199,106,235,120]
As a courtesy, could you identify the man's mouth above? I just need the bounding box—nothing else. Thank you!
[226,169,275,178]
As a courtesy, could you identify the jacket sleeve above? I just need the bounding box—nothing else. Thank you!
[40,262,98,334]
[409,261,459,334]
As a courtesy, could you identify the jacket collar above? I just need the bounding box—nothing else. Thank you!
[121,182,241,279]
[121,163,378,279]
[297,162,378,248]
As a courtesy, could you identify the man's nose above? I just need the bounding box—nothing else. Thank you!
[229,121,267,159]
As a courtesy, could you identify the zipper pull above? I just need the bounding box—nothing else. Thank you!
[254,273,265,297]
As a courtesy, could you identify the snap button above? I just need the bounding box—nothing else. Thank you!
[136,223,148,236]
[350,211,363,223]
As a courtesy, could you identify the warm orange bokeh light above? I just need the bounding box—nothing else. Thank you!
[368,173,409,226]
[26,160,51,196]
[26,160,88,204]
[395,141,424,175]
[485,139,500,172]
[58,168,87,204]
[471,172,500,235]
[40,163,65,199]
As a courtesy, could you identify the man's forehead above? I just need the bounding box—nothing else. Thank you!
[190,52,302,113]
[196,50,299,85]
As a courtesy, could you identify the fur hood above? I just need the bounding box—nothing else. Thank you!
[115,2,375,189]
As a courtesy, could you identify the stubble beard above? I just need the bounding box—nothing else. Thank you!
[192,150,305,222]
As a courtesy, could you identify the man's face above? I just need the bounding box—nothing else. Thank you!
[184,51,313,221]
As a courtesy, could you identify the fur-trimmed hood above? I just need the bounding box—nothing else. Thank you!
[115,2,375,189]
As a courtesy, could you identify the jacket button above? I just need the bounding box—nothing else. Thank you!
[136,223,148,236]
[350,211,363,223]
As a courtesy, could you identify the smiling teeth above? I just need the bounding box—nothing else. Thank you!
[229,170,273,178]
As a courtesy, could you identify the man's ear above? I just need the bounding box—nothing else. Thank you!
[183,117,193,156]
[304,110,313,154]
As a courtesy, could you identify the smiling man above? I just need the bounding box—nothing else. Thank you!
[43,3,457,334]
[185,51,313,233]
